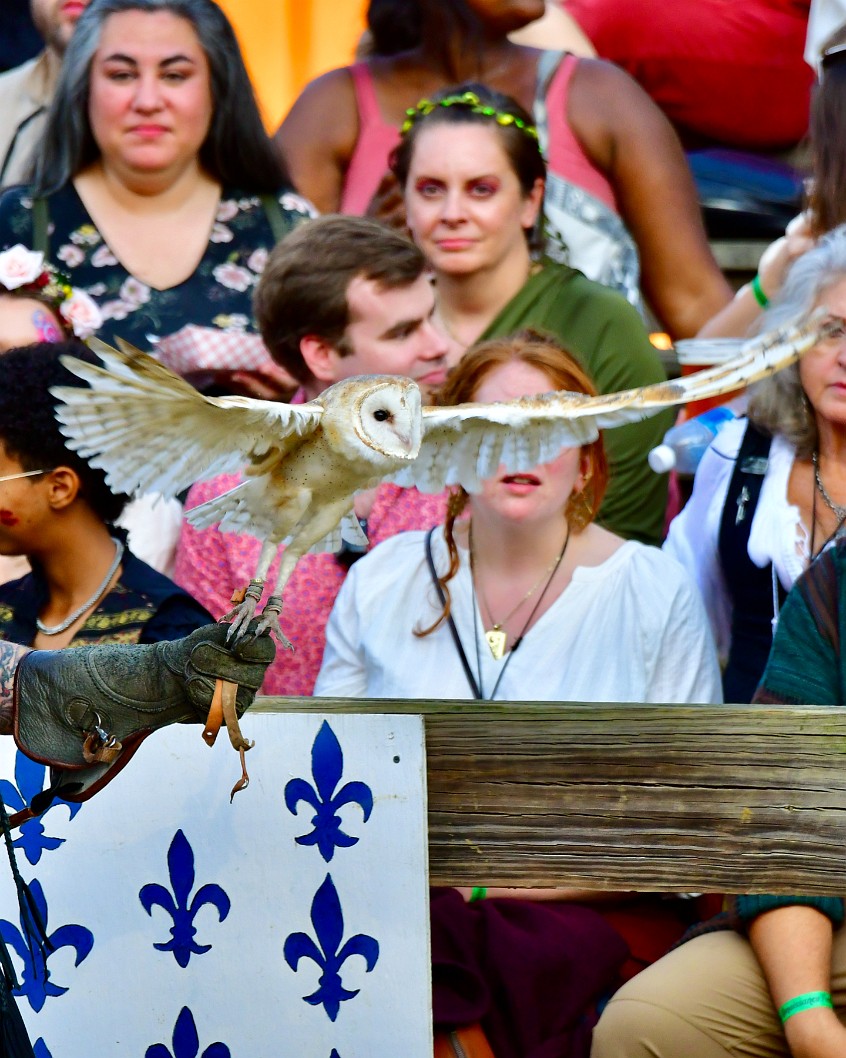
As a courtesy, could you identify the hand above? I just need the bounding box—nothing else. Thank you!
[208,368,298,402]
[757,213,817,303]
[179,621,277,718]
[14,623,275,769]
[783,1005,846,1058]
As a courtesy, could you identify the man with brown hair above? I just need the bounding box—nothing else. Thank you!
[253,214,449,400]
[174,215,450,696]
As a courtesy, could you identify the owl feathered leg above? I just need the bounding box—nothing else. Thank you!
[249,496,360,645]
[253,545,303,644]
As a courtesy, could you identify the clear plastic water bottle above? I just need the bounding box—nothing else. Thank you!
[648,405,738,475]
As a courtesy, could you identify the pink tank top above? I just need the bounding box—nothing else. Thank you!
[543,53,617,211]
[340,63,402,215]
[339,56,618,216]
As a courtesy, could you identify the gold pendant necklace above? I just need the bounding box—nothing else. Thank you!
[470,525,571,661]
[484,626,508,662]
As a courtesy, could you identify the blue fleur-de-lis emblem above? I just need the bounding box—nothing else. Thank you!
[0,878,93,1012]
[33,1040,53,1058]
[285,721,373,862]
[0,752,81,865]
[139,830,230,968]
[284,873,379,1022]
[145,1006,231,1058]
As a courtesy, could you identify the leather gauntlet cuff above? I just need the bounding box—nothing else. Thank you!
[12,623,274,804]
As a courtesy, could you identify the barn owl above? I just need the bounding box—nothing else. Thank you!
[52,311,840,645]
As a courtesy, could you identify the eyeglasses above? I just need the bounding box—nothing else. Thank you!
[821,42,846,72]
[0,469,54,484]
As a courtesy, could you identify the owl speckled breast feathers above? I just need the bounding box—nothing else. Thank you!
[52,313,841,645]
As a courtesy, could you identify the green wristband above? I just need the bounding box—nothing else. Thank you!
[751,273,770,308]
[469,886,487,902]
[778,991,833,1024]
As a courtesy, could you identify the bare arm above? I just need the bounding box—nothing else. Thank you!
[455,887,631,902]
[0,640,30,735]
[273,68,360,214]
[569,60,732,339]
[748,906,846,1058]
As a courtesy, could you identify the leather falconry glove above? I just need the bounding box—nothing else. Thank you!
[11,622,275,821]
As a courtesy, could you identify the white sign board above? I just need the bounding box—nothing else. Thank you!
[0,712,432,1058]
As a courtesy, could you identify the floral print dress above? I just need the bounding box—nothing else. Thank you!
[0,183,314,349]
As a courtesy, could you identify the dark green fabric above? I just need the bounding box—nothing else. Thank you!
[15,623,275,768]
[480,262,673,545]
[735,894,844,928]
[736,543,846,926]
[755,542,844,706]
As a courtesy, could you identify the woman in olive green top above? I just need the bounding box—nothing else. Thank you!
[391,83,673,546]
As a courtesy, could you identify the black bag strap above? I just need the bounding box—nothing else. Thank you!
[424,527,480,699]
[260,192,288,244]
[718,420,773,568]
[31,196,49,257]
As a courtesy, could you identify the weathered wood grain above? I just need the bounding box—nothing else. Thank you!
[253,698,846,894]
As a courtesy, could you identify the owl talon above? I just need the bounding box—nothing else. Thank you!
[255,596,294,651]
[221,597,259,642]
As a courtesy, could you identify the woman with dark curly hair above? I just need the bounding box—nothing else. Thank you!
[0,341,211,648]
[275,0,730,338]
[387,83,673,545]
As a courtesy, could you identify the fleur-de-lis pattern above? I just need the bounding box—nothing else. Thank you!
[285,722,374,864]
[0,879,93,1012]
[139,830,230,968]
[284,873,379,1022]
[145,1006,231,1058]
[0,715,426,1055]
[0,752,81,865]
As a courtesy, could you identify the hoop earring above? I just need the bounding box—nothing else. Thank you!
[565,475,594,533]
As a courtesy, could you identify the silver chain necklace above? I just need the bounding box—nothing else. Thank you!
[36,536,124,635]
[813,452,846,523]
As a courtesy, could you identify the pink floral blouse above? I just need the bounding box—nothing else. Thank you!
[173,476,448,696]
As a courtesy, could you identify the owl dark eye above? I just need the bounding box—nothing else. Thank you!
[373,409,391,422]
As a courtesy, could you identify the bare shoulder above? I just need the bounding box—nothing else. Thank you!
[568,56,648,106]
[567,57,670,156]
[570,523,625,568]
[275,66,359,154]
[274,67,361,211]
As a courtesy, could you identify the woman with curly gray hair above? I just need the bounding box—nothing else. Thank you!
[664,224,846,702]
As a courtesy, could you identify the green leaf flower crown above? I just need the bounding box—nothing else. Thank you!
[400,89,541,151]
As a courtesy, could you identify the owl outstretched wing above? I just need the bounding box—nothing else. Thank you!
[399,309,841,494]
[51,339,324,498]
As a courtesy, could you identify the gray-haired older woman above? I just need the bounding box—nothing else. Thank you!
[0,0,313,383]
[663,225,846,703]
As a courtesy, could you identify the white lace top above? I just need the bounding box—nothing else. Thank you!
[663,417,808,662]
[316,529,721,704]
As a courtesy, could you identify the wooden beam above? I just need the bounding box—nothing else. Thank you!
[252,698,846,895]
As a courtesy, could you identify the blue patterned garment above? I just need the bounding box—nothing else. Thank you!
[0,183,314,349]
[0,549,211,647]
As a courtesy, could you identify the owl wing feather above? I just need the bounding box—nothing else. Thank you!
[398,309,839,494]
[51,339,324,498]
